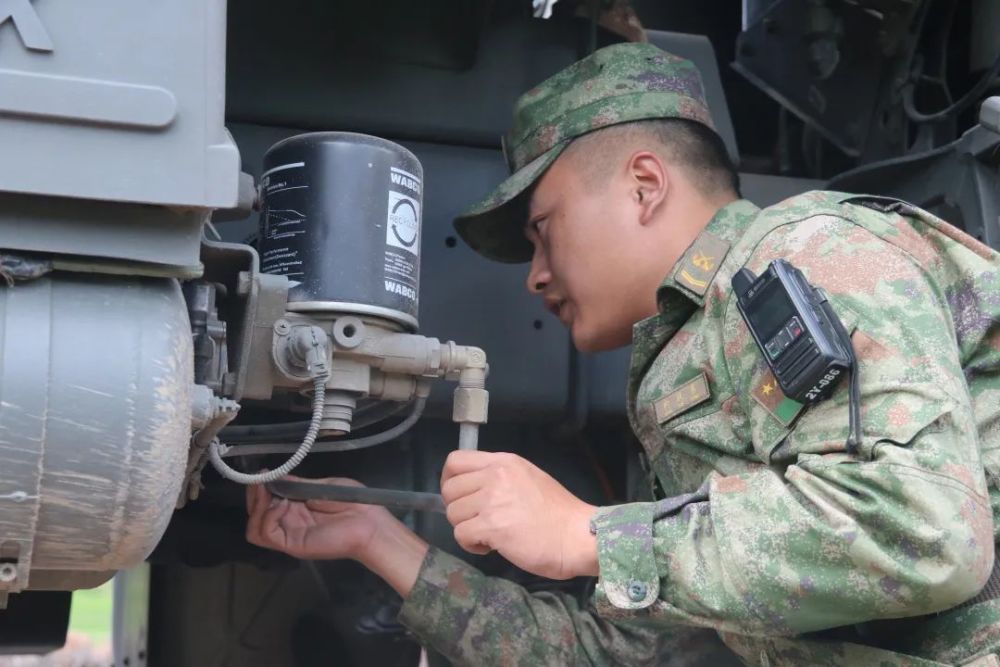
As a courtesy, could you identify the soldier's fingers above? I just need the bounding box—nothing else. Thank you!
[248,483,269,514]
[285,475,365,490]
[304,498,357,514]
[246,486,278,546]
[453,518,492,556]
[259,498,291,547]
[441,469,490,504]
[246,494,264,545]
[285,477,366,513]
[246,470,272,516]
[306,476,364,488]
[444,489,486,527]
[442,450,499,484]
[255,483,274,514]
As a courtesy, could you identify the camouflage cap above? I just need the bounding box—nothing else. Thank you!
[454,42,715,263]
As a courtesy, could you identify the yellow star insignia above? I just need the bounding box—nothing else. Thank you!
[761,382,774,396]
[692,252,715,271]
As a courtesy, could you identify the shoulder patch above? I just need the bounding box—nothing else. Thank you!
[654,373,711,423]
[751,369,803,427]
[674,232,731,297]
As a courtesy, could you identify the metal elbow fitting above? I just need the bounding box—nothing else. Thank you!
[453,361,489,426]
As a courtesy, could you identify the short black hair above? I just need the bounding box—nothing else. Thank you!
[564,118,741,199]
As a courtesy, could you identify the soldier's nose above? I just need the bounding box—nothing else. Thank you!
[526,251,551,294]
[527,274,549,294]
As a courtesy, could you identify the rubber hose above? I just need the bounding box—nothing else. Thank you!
[220,398,426,457]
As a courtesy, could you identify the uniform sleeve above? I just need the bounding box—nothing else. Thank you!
[397,546,738,667]
[590,212,995,636]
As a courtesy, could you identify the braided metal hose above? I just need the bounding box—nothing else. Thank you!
[209,375,327,485]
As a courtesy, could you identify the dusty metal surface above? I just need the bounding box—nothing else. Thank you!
[0,276,193,587]
[0,279,51,598]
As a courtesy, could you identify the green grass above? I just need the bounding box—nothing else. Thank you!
[68,579,114,646]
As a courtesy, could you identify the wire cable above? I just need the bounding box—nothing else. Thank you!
[846,359,862,453]
[209,375,327,484]
[904,51,1000,124]
[822,298,862,453]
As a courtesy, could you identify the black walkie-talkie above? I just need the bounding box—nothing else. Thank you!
[732,260,861,448]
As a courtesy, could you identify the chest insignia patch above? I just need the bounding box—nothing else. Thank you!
[751,369,803,426]
[654,373,711,424]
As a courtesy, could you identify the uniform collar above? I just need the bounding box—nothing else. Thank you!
[656,198,759,313]
[630,199,760,352]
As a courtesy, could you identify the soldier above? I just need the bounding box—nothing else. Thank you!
[247,42,1000,666]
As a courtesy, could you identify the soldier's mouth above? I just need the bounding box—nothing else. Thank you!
[557,301,574,326]
[546,299,566,320]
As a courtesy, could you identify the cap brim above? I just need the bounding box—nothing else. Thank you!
[453,141,569,264]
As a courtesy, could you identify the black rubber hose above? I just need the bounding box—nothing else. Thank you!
[267,479,445,514]
[904,52,1000,123]
[220,398,426,457]
[220,400,409,443]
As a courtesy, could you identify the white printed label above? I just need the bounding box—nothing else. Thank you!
[260,162,308,279]
[386,191,421,257]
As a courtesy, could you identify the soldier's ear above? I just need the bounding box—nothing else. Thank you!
[626,150,668,225]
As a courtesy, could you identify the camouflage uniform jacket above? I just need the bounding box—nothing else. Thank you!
[398,191,1000,666]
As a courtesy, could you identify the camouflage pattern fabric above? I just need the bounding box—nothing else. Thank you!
[399,191,1000,666]
[398,547,741,666]
[453,42,714,264]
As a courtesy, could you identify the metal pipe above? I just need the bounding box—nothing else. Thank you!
[266,479,445,514]
[458,423,479,450]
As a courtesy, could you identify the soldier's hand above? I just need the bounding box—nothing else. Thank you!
[441,451,599,580]
[245,475,393,562]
